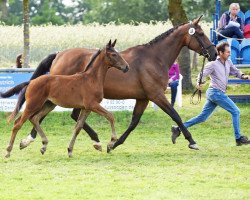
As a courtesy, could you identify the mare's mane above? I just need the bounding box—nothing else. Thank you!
[144,23,186,46]
[81,49,102,73]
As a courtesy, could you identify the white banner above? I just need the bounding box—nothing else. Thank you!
[0,99,136,112]
[0,72,135,112]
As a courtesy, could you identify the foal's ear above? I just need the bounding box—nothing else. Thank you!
[111,39,117,47]
[193,15,203,25]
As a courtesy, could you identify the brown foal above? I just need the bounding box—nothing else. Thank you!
[5,40,129,158]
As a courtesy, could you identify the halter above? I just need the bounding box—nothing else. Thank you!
[187,21,215,59]
[190,56,206,105]
[188,21,213,104]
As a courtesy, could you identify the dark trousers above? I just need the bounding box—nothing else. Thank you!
[169,80,179,106]
[218,26,244,41]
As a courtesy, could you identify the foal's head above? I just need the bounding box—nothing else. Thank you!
[104,39,129,73]
[183,16,217,61]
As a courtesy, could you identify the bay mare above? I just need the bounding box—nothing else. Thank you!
[2,16,217,153]
[5,40,129,158]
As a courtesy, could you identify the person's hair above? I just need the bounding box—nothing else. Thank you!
[16,54,22,68]
[216,42,230,53]
[229,3,240,12]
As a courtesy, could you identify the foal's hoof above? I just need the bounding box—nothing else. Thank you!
[19,136,35,150]
[67,148,73,158]
[40,147,46,155]
[5,152,10,158]
[188,144,199,150]
[20,141,28,150]
[93,142,102,152]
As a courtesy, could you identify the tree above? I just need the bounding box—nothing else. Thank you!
[30,0,64,25]
[83,0,168,24]
[0,0,8,22]
[23,0,30,68]
[168,0,193,90]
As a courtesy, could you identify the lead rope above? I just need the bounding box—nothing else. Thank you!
[190,57,206,105]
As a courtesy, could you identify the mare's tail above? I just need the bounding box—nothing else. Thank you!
[0,81,30,98]
[3,53,57,122]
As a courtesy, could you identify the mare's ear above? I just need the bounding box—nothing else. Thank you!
[111,39,117,47]
[193,15,203,25]
[107,39,112,47]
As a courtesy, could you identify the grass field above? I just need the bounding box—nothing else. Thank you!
[0,95,249,200]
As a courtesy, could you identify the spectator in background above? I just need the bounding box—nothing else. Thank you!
[15,54,22,68]
[218,3,244,42]
[168,61,180,106]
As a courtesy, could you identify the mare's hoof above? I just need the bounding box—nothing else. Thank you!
[107,143,115,153]
[171,125,181,144]
[188,144,199,150]
[93,142,102,152]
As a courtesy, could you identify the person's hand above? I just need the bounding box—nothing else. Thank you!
[196,84,203,90]
[241,75,249,80]
[168,78,173,84]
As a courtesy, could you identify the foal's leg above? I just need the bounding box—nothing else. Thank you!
[108,99,149,152]
[29,103,56,154]
[71,108,101,151]
[90,104,118,152]
[20,106,101,151]
[20,101,53,149]
[152,93,198,150]
[5,112,31,158]
[68,109,91,157]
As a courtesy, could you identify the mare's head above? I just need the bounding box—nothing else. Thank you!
[183,16,217,61]
[104,39,129,73]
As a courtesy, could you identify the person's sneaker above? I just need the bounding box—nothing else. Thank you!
[236,136,250,146]
[171,125,181,144]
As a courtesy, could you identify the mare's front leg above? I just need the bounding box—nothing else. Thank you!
[108,99,149,153]
[71,108,102,151]
[68,109,91,157]
[152,92,198,150]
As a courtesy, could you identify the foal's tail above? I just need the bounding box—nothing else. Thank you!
[7,82,30,123]
[1,53,57,121]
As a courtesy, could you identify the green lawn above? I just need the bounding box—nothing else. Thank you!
[0,96,249,200]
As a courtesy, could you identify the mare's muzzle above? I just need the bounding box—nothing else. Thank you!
[122,65,129,73]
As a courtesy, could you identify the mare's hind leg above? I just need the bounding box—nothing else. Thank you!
[68,109,91,157]
[29,102,56,155]
[5,112,31,158]
[109,99,149,152]
[71,108,102,151]
[152,93,198,150]
[90,104,117,152]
